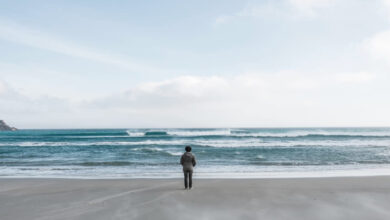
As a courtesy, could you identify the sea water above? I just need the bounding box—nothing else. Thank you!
[1,128,390,178]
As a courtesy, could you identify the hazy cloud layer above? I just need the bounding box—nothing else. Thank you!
[1,71,382,128]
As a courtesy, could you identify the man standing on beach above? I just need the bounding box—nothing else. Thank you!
[180,146,196,190]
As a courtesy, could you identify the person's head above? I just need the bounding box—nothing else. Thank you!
[185,146,192,152]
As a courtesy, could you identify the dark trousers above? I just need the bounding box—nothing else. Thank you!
[184,170,193,188]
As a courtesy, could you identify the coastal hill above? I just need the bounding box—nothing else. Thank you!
[0,120,17,131]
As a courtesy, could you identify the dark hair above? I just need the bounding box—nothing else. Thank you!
[185,146,191,152]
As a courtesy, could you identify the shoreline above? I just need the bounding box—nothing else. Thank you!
[2,176,390,219]
[2,175,390,180]
[3,165,390,179]
[4,174,390,181]
[2,173,390,180]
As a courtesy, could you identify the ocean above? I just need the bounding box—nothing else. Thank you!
[1,128,390,178]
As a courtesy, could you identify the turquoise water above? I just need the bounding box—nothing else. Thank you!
[1,128,390,178]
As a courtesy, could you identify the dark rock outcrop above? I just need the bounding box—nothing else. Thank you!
[0,120,17,131]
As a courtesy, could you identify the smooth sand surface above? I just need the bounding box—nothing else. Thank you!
[1,177,390,220]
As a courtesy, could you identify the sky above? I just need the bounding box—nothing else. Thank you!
[1,0,390,128]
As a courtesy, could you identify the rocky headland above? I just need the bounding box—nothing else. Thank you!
[0,120,17,131]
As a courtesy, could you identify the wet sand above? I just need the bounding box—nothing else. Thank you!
[1,177,390,220]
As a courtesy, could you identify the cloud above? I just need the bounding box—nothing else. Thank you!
[361,0,390,64]
[215,15,232,25]
[214,2,285,24]
[360,0,390,66]
[365,30,390,63]
[0,76,71,128]
[333,72,375,83]
[214,0,335,24]
[0,71,378,128]
[87,71,375,111]
[0,20,161,73]
[88,75,231,108]
[0,80,21,99]
[383,0,390,9]
[0,81,7,95]
[288,0,335,16]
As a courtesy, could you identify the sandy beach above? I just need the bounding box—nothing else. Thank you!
[1,177,390,220]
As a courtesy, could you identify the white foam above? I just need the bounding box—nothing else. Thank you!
[2,164,390,179]
[230,131,390,137]
[2,138,390,148]
[132,147,164,152]
[126,131,144,137]
[131,147,182,156]
[191,139,390,148]
[256,154,265,159]
[125,129,232,137]
[0,140,189,147]
[124,128,390,138]
[166,151,183,156]
[168,129,231,136]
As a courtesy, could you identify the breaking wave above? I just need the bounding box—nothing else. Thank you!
[125,129,390,138]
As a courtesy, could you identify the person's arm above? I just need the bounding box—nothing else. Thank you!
[192,155,196,167]
[180,155,184,165]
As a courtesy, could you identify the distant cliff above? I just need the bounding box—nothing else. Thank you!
[0,120,17,131]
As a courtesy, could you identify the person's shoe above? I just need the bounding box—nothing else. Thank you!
[189,187,192,190]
